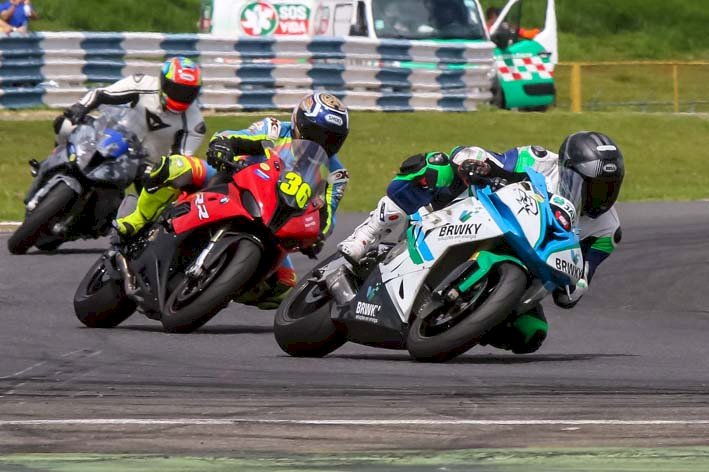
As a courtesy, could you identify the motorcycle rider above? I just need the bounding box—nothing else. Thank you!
[55,56,206,167]
[338,131,624,354]
[115,92,351,309]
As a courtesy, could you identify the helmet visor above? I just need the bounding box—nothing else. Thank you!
[162,78,201,106]
[558,166,584,216]
[295,116,348,156]
[584,179,621,218]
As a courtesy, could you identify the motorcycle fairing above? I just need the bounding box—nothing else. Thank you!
[476,168,582,288]
[128,227,190,315]
[333,266,407,349]
[171,183,250,235]
[379,198,503,322]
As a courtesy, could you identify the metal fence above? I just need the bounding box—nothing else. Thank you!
[0,32,495,111]
[557,61,709,113]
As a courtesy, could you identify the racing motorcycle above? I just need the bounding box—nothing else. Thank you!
[8,106,144,254]
[74,139,327,333]
[274,169,586,362]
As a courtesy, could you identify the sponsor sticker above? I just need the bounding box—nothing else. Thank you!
[602,163,618,173]
[555,258,583,280]
[355,301,382,323]
[597,145,617,152]
[438,223,482,239]
[240,1,311,36]
[260,163,270,171]
[324,114,343,126]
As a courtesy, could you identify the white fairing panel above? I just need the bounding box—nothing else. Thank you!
[379,197,504,322]
[494,183,543,248]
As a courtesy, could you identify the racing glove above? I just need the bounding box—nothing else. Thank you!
[206,136,236,172]
[63,103,90,125]
[457,159,508,189]
[301,237,324,260]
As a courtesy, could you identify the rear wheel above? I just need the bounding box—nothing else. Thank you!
[74,256,136,328]
[8,183,76,255]
[274,276,344,357]
[161,238,262,333]
[407,263,527,362]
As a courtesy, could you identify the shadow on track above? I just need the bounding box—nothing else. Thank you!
[326,353,636,364]
[112,324,273,335]
[22,247,106,255]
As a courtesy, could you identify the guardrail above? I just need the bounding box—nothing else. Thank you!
[0,32,495,111]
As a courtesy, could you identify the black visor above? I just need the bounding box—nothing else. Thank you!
[584,179,621,218]
[295,114,348,157]
[161,76,201,104]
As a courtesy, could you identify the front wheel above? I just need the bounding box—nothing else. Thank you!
[274,276,345,357]
[407,263,527,362]
[74,256,136,328]
[8,183,76,255]
[161,238,262,333]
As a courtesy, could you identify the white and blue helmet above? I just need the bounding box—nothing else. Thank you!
[292,92,349,156]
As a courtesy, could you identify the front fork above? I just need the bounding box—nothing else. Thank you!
[185,228,226,279]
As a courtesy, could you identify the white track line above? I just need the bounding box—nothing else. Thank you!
[1,419,709,427]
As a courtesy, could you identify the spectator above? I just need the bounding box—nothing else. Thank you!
[485,6,500,31]
[0,0,37,34]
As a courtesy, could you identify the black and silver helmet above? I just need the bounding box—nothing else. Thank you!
[558,131,625,218]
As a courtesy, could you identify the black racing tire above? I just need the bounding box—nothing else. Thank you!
[8,183,76,255]
[161,238,262,333]
[274,276,345,358]
[74,256,136,328]
[407,263,527,362]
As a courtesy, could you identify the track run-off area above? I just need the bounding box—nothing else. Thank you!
[1,202,709,469]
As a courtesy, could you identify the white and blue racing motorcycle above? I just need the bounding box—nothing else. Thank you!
[274,169,586,362]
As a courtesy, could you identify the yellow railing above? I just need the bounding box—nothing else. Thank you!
[557,61,709,113]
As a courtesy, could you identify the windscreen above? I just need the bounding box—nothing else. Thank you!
[372,0,486,40]
[268,139,329,210]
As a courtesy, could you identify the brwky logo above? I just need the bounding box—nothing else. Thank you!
[438,223,482,239]
[355,301,382,324]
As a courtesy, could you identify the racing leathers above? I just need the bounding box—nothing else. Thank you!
[116,117,349,309]
[57,74,206,165]
[338,145,621,353]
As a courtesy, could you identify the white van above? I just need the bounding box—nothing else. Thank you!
[199,0,558,109]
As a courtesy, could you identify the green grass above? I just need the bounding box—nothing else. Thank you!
[486,0,709,61]
[2,448,709,471]
[554,63,709,112]
[2,111,709,221]
[32,0,201,33]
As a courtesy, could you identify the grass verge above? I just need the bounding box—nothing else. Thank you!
[2,448,709,471]
[1,110,708,220]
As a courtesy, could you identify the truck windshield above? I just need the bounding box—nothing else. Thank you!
[372,0,485,40]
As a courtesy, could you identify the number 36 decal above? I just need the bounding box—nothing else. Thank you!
[279,171,311,208]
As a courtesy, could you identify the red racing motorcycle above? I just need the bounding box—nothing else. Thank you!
[74,139,327,333]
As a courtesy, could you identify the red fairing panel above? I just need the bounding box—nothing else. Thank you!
[171,184,251,234]
[233,161,280,225]
[276,205,321,244]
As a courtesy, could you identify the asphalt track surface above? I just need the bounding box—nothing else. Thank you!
[1,202,709,456]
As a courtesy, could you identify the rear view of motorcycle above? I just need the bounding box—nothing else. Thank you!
[274,169,587,362]
[74,139,328,333]
[7,106,145,254]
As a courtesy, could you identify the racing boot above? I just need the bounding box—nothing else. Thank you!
[114,186,180,237]
[235,263,297,310]
[337,196,406,264]
[480,304,548,354]
[114,154,201,237]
